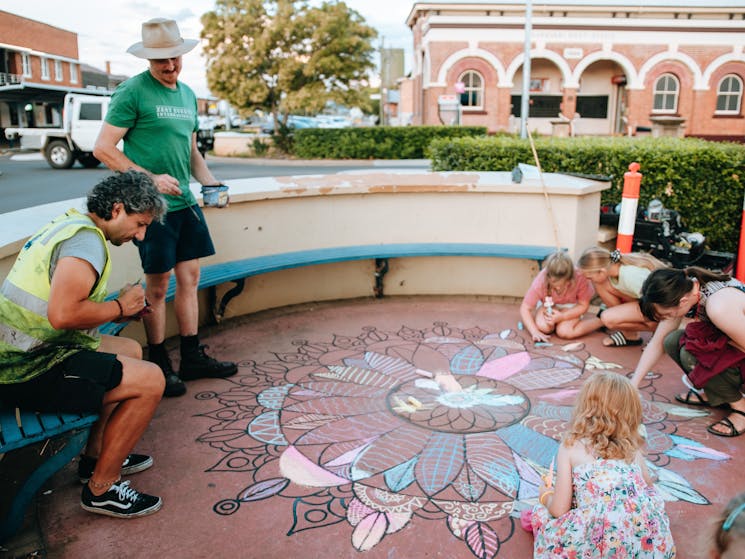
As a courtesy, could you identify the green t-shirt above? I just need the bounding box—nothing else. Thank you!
[106,70,198,211]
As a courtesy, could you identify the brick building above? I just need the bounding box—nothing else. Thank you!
[0,10,93,132]
[403,1,745,140]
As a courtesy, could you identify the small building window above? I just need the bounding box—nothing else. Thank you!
[40,57,50,80]
[511,95,562,118]
[716,75,742,114]
[54,60,63,82]
[576,96,609,119]
[458,71,483,109]
[652,73,679,113]
[70,63,78,83]
[21,53,31,77]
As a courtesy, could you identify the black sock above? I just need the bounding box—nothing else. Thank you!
[148,342,168,362]
[180,334,199,355]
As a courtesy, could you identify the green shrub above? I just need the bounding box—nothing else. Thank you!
[429,135,745,253]
[252,137,269,156]
[293,126,487,159]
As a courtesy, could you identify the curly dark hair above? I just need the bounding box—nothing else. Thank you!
[86,171,166,222]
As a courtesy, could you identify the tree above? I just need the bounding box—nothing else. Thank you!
[201,0,377,134]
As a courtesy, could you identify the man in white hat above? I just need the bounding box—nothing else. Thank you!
[94,18,237,398]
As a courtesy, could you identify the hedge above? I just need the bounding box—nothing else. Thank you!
[429,135,745,253]
[293,126,487,160]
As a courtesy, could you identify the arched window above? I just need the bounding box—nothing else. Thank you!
[653,74,679,113]
[716,75,743,114]
[458,71,483,109]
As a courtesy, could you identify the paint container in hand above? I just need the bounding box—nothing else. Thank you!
[201,184,229,208]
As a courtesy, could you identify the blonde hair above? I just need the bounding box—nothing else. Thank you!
[713,493,745,557]
[564,372,644,461]
[543,251,574,291]
[578,246,665,273]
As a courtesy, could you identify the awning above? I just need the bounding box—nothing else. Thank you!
[0,83,111,103]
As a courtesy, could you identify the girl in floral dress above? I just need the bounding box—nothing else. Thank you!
[530,372,676,558]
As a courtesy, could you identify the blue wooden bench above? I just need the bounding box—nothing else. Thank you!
[0,407,98,542]
[101,242,557,335]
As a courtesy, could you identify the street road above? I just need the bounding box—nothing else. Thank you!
[0,153,429,214]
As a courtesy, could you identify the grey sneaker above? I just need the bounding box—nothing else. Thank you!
[78,453,154,484]
[81,480,161,518]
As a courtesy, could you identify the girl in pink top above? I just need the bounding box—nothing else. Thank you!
[520,251,598,343]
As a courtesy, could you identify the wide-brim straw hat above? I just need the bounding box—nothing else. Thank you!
[127,18,198,59]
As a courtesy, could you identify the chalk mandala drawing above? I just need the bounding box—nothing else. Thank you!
[195,322,726,558]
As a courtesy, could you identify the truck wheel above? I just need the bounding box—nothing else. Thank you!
[45,141,75,169]
[78,154,101,168]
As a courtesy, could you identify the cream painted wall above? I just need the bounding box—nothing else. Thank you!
[0,171,609,341]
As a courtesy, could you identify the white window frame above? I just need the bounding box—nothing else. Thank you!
[40,57,50,80]
[458,70,484,110]
[69,63,78,84]
[715,75,743,115]
[21,53,31,77]
[54,59,63,82]
[652,73,679,114]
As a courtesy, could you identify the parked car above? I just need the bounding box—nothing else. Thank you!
[259,115,318,134]
[196,116,215,157]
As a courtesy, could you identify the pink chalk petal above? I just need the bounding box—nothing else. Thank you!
[279,445,350,487]
[477,351,531,380]
[352,512,388,551]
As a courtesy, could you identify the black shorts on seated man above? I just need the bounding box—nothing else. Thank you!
[0,171,168,519]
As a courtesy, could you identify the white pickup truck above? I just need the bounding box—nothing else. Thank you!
[5,92,112,169]
[5,92,216,169]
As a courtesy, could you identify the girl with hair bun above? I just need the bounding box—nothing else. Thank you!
[578,247,666,347]
[632,267,745,437]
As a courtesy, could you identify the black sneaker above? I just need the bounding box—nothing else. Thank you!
[148,351,186,397]
[81,480,161,518]
[78,453,154,484]
[179,345,237,381]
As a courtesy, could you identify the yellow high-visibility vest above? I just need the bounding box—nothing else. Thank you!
[0,209,111,383]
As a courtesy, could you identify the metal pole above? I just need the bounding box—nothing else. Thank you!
[520,0,533,139]
[379,38,385,126]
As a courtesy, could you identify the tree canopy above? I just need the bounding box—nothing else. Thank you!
[201,0,378,122]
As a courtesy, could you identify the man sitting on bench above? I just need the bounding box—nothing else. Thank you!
[0,171,166,519]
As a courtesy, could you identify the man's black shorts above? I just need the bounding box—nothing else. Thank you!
[0,350,123,413]
[135,205,216,274]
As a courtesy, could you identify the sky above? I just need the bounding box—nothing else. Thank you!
[3,0,414,98]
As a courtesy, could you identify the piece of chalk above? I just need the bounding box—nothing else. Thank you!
[517,321,524,330]
[407,396,423,408]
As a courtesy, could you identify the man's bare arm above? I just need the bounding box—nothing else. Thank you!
[47,257,146,330]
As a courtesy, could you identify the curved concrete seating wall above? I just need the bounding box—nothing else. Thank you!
[0,171,608,340]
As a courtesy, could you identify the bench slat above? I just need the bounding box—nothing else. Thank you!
[0,409,22,447]
[17,410,44,438]
[0,408,98,454]
[38,412,64,431]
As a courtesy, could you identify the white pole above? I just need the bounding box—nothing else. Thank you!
[520,0,533,139]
